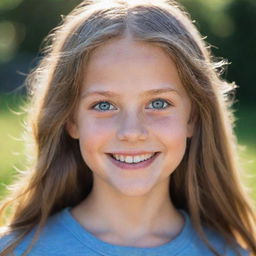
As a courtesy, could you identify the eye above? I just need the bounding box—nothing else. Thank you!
[90,98,172,112]
[91,101,116,111]
[91,101,115,111]
[147,98,171,110]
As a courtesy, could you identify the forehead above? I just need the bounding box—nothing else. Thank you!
[82,37,187,97]
[88,37,168,64]
[86,37,174,73]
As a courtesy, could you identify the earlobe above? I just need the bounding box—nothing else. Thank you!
[186,114,196,138]
[65,120,79,139]
[186,120,194,138]
[186,104,197,138]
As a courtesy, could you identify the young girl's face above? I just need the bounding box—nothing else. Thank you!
[67,37,195,196]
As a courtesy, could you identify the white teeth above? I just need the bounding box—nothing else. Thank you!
[112,153,155,163]
[125,156,133,163]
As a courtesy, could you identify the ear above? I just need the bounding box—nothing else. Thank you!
[186,107,197,138]
[186,118,195,138]
[65,119,79,139]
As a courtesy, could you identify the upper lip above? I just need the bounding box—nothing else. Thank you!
[107,152,159,156]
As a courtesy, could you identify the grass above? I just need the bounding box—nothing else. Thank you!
[0,93,28,199]
[233,105,256,202]
[0,93,255,203]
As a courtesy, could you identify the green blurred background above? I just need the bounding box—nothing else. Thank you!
[0,0,255,203]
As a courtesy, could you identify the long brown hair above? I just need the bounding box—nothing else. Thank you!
[0,0,255,255]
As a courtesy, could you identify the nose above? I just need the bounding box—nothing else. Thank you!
[117,112,149,142]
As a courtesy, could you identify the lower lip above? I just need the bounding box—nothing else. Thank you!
[106,152,160,170]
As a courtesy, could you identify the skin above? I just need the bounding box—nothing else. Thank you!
[66,36,195,247]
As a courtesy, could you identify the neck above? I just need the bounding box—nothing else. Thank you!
[71,177,184,246]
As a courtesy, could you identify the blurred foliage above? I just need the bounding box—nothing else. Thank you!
[0,93,26,198]
[0,0,80,60]
[180,0,256,105]
[0,0,256,104]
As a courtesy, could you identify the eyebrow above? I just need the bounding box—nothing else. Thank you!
[81,87,179,99]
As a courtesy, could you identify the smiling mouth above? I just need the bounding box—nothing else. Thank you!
[107,152,160,164]
[106,152,161,170]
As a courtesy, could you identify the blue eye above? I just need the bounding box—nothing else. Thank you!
[92,101,116,111]
[148,98,170,110]
[91,98,171,112]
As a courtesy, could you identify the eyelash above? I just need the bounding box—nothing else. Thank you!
[89,98,172,112]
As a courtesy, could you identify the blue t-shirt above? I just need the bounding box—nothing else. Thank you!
[0,207,249,256]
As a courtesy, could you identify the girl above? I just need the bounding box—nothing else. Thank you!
[0,0,255,255]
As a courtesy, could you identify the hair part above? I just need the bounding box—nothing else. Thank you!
[0,0,255,255]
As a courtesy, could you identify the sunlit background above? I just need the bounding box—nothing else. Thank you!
[0,0,255,203]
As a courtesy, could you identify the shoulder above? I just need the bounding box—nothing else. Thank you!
[0,230,16,251]
[179,210,250,256]
[193,225,249,256]
[0,208,94,255]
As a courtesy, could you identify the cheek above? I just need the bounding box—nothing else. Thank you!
[150,114,188,139]
[151,115,188,156]
[151,116,188,172]
[77,118,115,151]
[76,119,111,171]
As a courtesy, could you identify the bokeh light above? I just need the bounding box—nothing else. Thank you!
[0,21,17,62]
[0,20,26,63]
[0,0,23,11]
